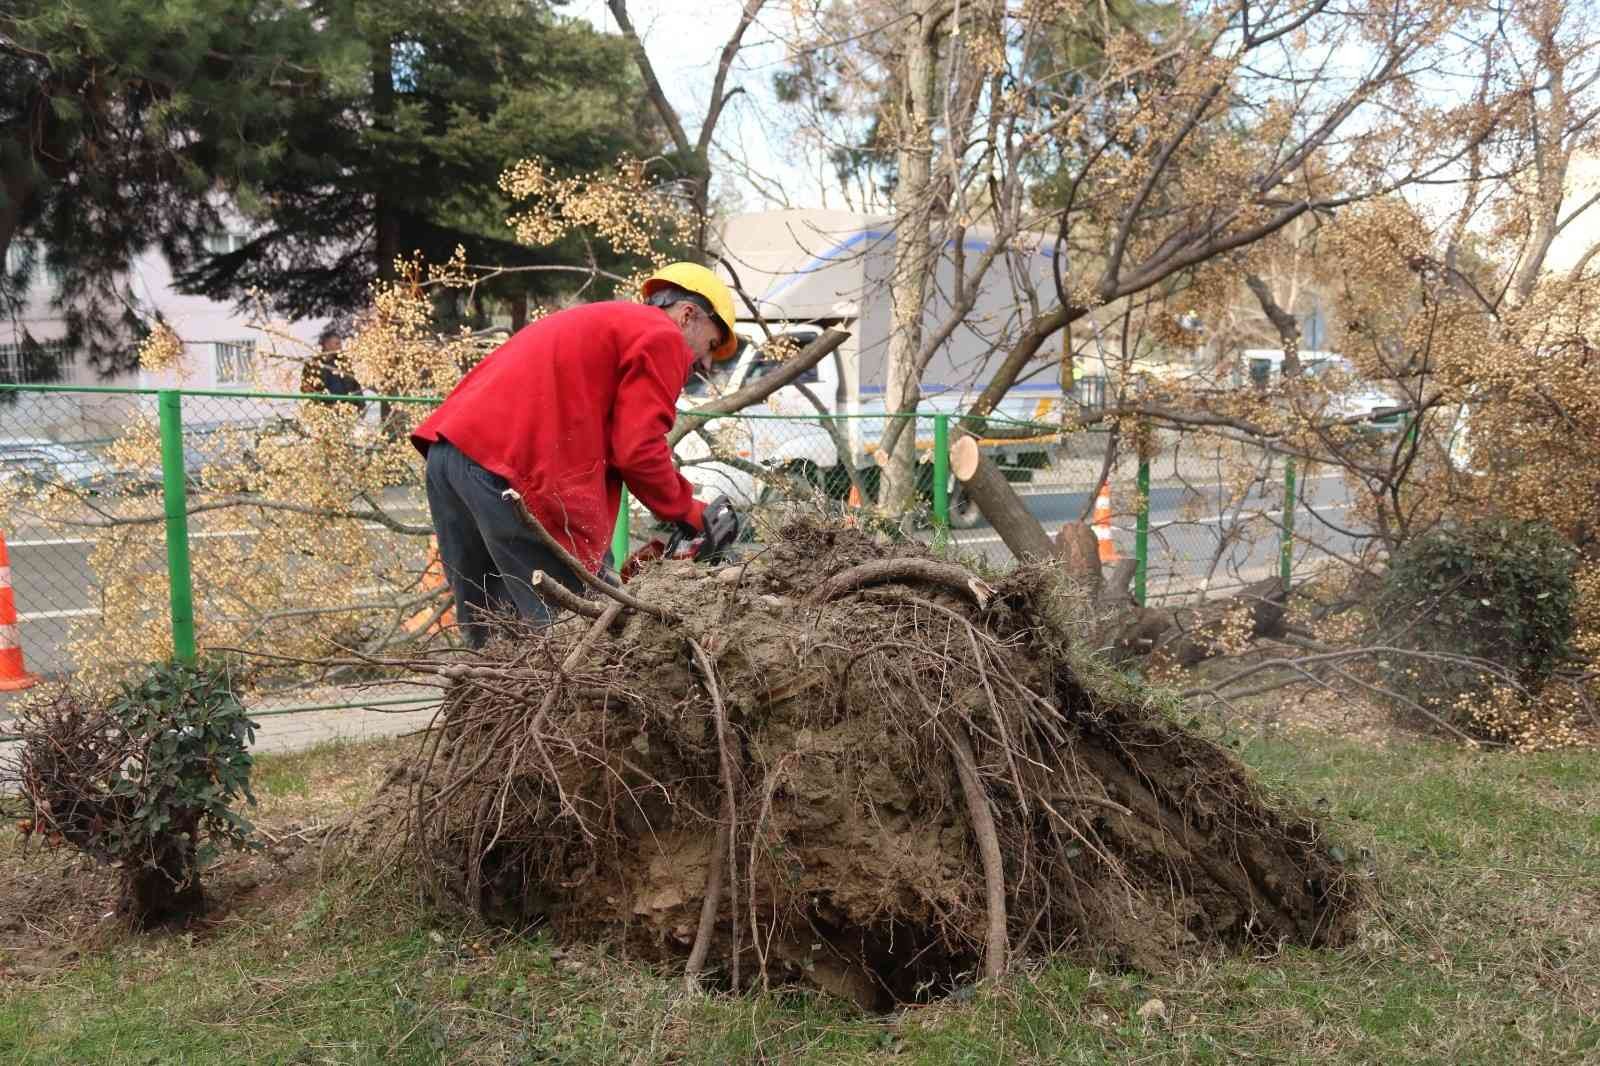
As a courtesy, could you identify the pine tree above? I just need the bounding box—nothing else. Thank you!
[173,1,660,324]
[1,1,660,380]
[0,0,330,375]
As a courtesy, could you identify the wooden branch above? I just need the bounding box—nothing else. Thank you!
[605,1,692,157]
[499,489,677,622]
[697,0,769,158]
[1244,272,1302,377]
[1105,81,1226,291]
[42,494,431,534]
[667,328,850,447]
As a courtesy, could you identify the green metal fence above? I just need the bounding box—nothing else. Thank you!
[2,382,1322,715]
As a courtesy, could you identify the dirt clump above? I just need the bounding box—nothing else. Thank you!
[403,519,1363,1009]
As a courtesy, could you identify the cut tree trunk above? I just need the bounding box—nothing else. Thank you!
[950,436,1285,668]
[1052,521,1104,596]
[954,449,1056,562]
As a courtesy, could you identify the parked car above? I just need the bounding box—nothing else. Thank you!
[1240,350,1406,432]
[0,436,119,494]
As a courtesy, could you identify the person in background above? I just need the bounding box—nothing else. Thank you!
[301,324,362,398]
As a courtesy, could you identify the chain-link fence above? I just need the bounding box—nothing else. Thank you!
[669,408,1346,603]
[2,384,1357,712]
[1,384,439,715]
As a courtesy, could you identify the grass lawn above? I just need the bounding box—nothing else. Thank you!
[1,725,1596,1064]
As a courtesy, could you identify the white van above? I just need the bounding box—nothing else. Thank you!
[673,211,1099,521]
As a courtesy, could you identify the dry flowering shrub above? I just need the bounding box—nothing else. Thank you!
[1451,683,1589,752]
[500,155,692,267]
[133,324,186,378]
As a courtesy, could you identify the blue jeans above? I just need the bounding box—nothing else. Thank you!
[423,438,587,649]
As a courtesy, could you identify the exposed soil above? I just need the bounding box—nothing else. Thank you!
[0,740,408,984]
[406,520,1366,1009]
[0,830,317,981]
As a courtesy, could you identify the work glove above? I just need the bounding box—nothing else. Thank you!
[695,495,742,562]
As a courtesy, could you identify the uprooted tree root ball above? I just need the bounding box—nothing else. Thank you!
[400,520,1363,1009]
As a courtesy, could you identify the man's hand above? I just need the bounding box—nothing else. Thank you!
[695,495,742,562]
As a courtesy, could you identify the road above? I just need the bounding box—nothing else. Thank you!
[948,473,1358,594]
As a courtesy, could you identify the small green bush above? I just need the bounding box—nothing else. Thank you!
[1375,518,1576,729]
[15,659,260,925]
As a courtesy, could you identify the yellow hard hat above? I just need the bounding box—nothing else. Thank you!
[641,262,739,361]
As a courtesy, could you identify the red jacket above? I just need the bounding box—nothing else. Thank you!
[411,301,706,571]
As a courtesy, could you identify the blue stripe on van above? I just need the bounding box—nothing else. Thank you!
[750,229,1055,309]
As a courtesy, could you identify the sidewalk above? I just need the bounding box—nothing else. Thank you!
[246,697,442,755]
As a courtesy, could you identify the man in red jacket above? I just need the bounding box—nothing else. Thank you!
[411,263,741,647]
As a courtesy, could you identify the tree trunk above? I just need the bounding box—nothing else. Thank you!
[881,4,940,514]
[372,36,401,282]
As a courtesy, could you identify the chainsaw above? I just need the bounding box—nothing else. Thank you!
[618,495,742,583]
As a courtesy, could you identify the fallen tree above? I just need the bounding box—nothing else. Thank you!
[395,515,1363,1008]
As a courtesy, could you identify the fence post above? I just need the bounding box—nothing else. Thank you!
[612,486,631,569]
[1135,454,1150,606]
[1281,456,1297,589]
[932,414,950,547]
[157,390,198,666]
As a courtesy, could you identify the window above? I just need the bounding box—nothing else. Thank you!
[3,241,33,274]
[0,340,77,381]
[204,231,248,255]
[214,340,257,385]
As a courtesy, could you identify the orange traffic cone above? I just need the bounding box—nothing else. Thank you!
[404,536,456,635]
[0,531,38,691]
[1092,482,1119,564]
[843,481,862,528]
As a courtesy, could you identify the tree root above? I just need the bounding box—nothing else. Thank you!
[942,722,1009,981]
[810,558,996,607]
[687,636,741,991]
[396,517,1363,1003]
[501,488,678,622]
[531,570,604,619]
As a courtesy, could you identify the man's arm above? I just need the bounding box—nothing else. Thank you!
[610,328,707,531]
